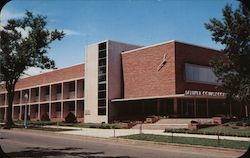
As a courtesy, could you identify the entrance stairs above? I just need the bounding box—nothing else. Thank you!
[132,118,212,130]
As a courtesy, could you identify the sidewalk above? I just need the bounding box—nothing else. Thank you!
[45,125,250,142]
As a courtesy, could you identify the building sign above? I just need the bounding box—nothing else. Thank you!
[185,90,226,97]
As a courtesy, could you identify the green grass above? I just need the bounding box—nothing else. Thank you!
[165,120,250,137]
[121,134,250,149]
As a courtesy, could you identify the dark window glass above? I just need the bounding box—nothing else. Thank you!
[98,75,106,82]
[69,103,75,111]
[98,83,106,91]
[98,91,106,98]
[56,104,61,112]
[99,42,106,51]
[35,89,39,96]
[98,58,106,66]
[99,50,106,58]
[98,66,106,74]
[98,107,106,115]
[98,100,106,106]
[56,85,61,93]
[69,82,75,92]
[45,87,49,95]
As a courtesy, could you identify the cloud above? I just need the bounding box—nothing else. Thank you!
[63,29,82,36]
[0,9,24,25]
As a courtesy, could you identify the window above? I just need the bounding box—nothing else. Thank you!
[185,63,219,85]
[56,85,61,93]
[45,86,49,95]
[98,42,107,116]
[56,103,61,112]
[69,82,75,92]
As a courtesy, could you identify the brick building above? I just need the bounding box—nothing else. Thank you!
[0,40,247,123]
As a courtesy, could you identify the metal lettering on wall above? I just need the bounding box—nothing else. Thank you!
[185,90,226,97]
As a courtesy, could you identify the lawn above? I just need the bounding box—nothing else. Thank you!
[121,134,250,150]
[165,120,250,137]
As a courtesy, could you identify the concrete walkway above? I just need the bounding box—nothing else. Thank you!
[45,125,250,142]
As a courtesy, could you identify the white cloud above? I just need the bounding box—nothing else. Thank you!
[63,29,81,36]
[1,9,24,25]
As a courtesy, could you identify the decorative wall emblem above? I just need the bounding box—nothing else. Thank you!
[157,53,167,71]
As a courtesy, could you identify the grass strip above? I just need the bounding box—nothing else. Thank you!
[121,134,250,150]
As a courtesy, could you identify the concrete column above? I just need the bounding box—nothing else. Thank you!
[174,98,178,115]
[38,104,41,120]
[4,107,7,120]
[19,106,22,120]
[49,103,51,119]
[61,102,63,119]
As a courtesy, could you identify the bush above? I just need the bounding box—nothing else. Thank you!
[65,112,77,123]
[21,113,30,121]
[236,122,243,126]
[40,113,50,121]
[191,120,198,124]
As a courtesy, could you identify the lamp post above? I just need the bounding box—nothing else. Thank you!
[24,93,28,128]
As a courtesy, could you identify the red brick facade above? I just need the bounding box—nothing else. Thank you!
[175,42,223,94]
[0,64,84,92]
[122,41,224,99]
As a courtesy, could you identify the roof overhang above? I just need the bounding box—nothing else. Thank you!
[111,94,226,102]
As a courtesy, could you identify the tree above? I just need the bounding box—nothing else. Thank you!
[0,11,64,127]
[205,3,250,117]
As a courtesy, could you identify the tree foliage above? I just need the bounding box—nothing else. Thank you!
[0,11,64,126]
[205,4,250,105]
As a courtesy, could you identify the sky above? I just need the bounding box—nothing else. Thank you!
[1,0,240,75]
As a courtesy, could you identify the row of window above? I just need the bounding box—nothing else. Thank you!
[98,42,107,115]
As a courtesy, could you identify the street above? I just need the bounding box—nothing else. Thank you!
[0,129,245,158]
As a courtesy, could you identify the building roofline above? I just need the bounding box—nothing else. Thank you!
[85,39,142,48]
[121,40,222,55]
[21,63,85,80]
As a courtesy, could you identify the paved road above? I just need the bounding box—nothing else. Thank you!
[0,129,245,158]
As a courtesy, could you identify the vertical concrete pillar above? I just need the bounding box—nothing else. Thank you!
[4,107,7,120]
[174,98,178,115]
[61,102,63,119]
[19,106,22,120]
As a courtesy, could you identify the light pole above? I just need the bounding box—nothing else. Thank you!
[24,93,28,128]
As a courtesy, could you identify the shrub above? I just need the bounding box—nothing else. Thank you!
[65,112,77,123]
[191,120,198,124]
[236,122,243,126]
[40,113,50,121]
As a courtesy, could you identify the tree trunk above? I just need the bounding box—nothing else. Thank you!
[5,83,15,127]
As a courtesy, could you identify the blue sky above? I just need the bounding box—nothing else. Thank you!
[1,0,239,74]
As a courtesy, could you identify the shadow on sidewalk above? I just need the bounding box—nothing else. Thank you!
[6,147,130,158]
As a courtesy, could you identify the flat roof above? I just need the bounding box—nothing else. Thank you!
[111,94,226,102]
[121,40,221,55]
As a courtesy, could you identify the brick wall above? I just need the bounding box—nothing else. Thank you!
[0,64,84,92]
[175,42,224,93]
[122,42,176,98]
